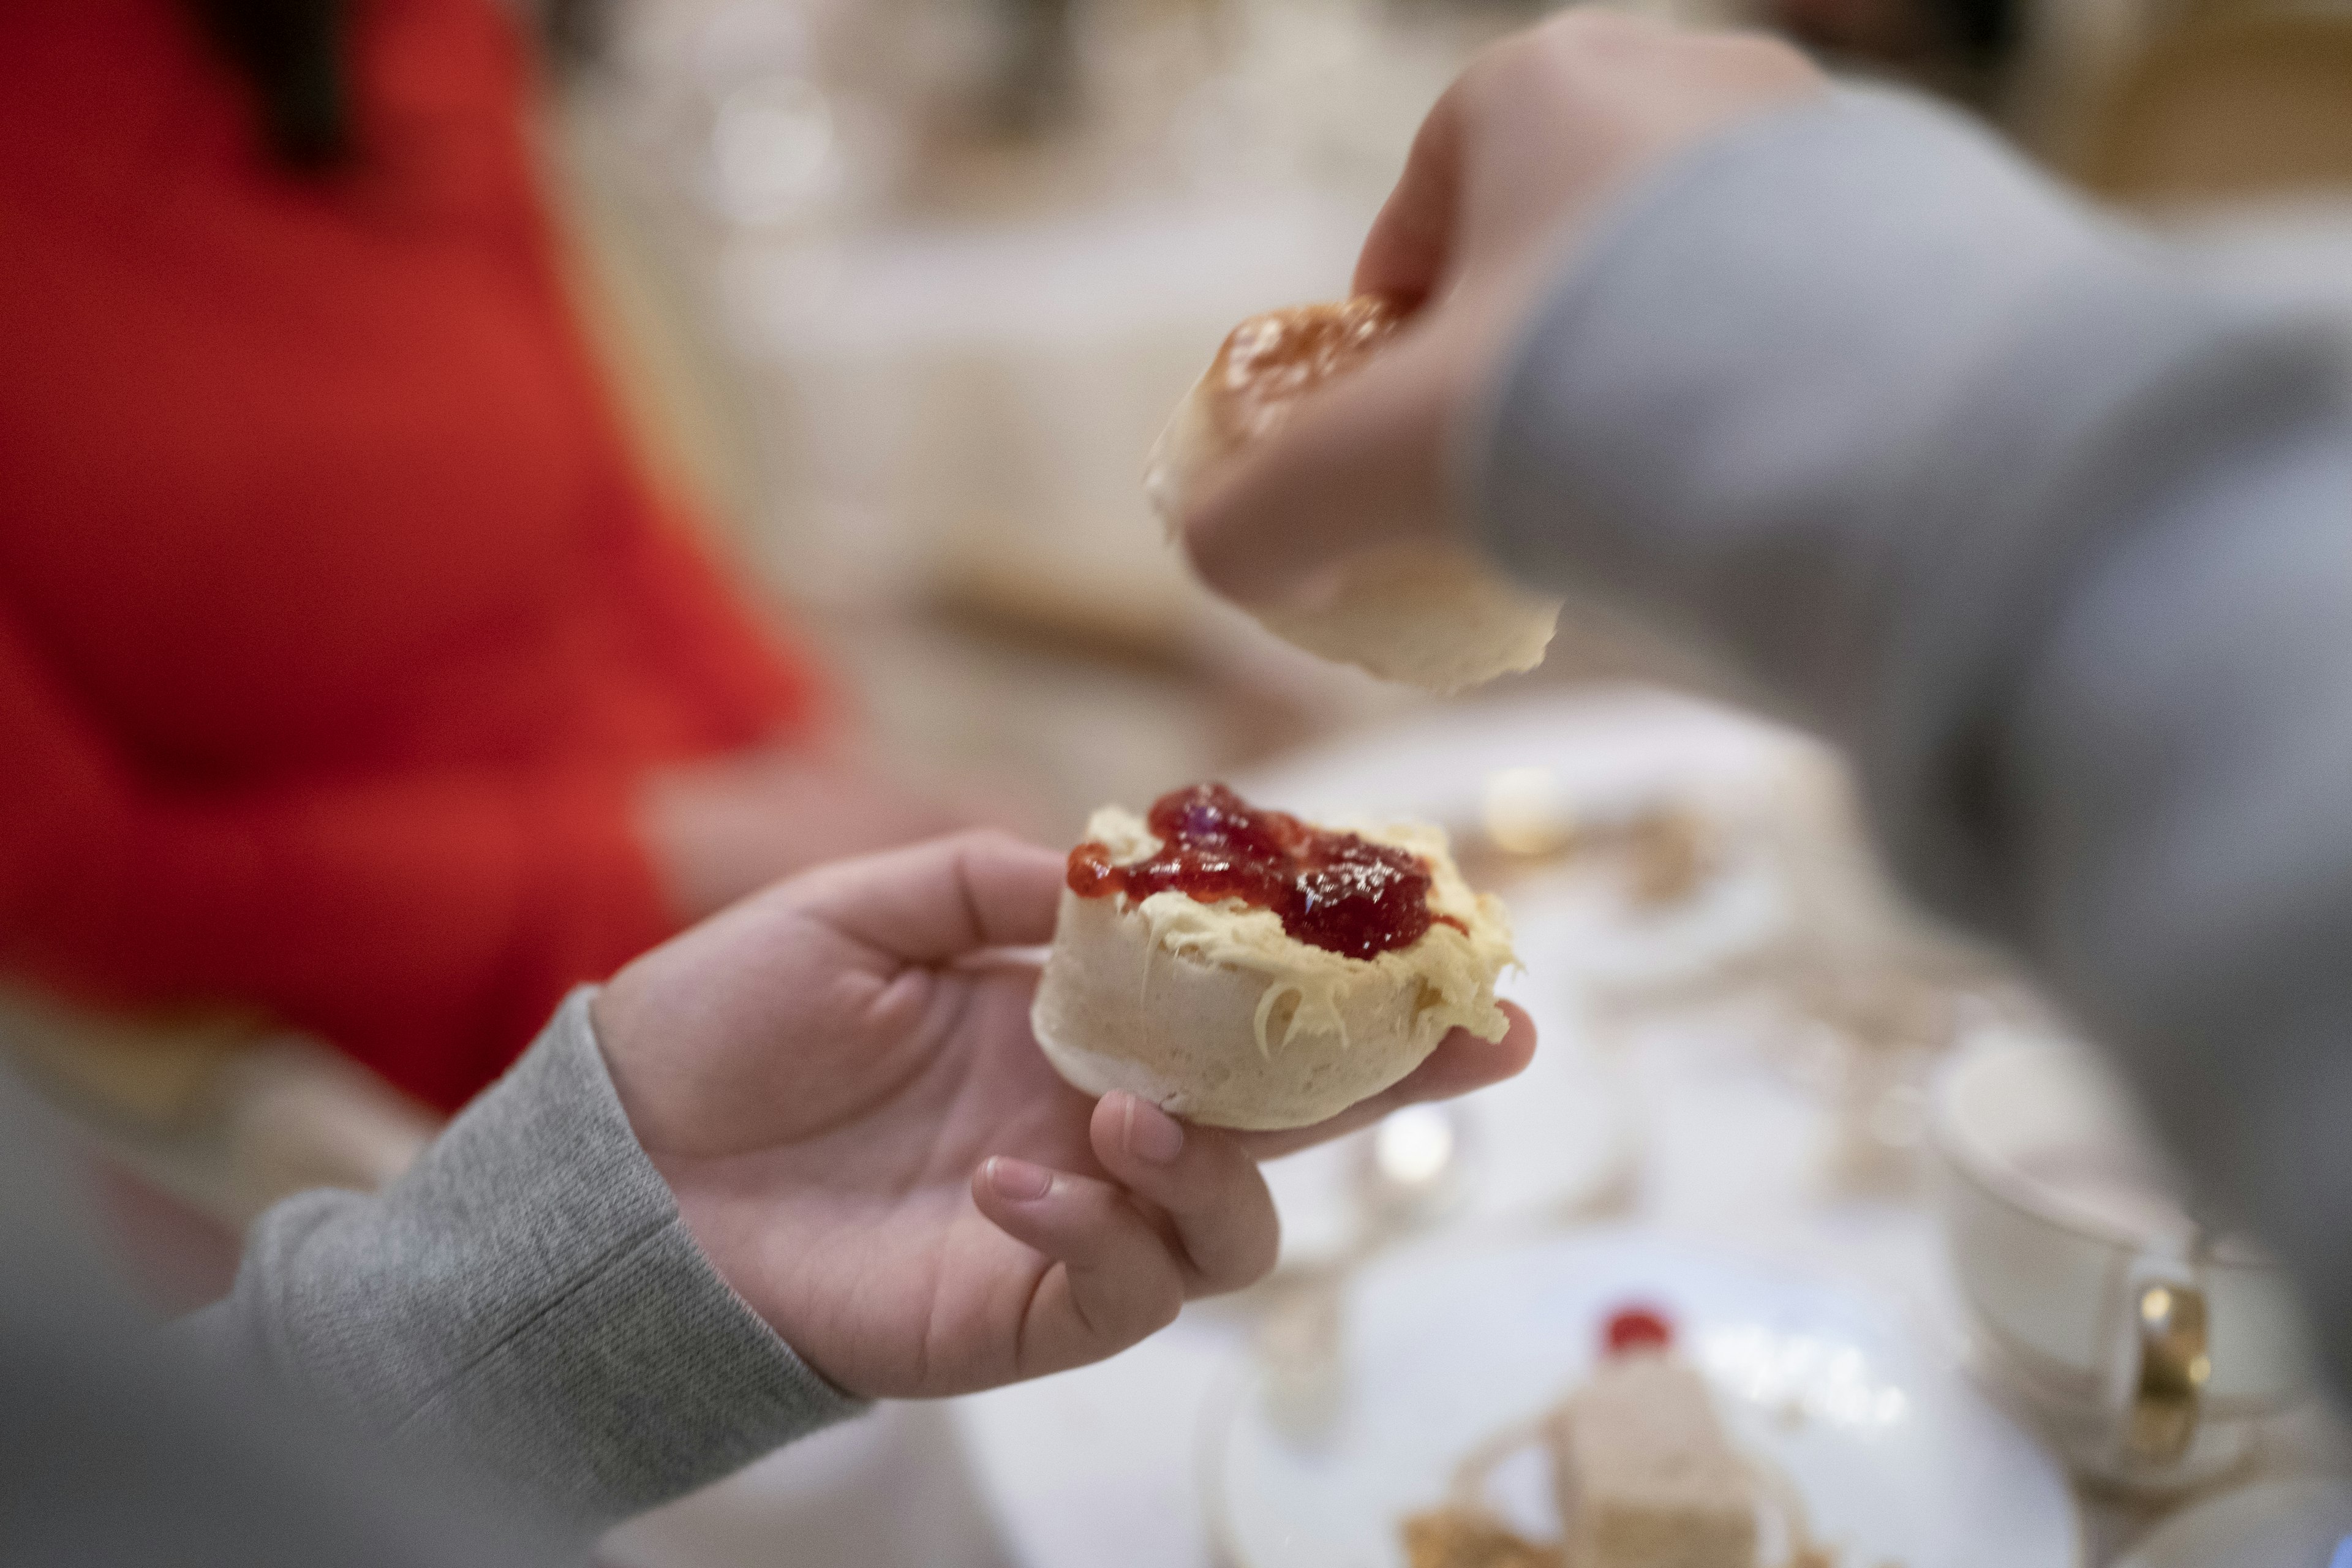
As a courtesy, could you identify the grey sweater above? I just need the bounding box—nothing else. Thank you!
[1,992,858,1562]
[2,85,2346,1561]
[1472,88,2352,1400]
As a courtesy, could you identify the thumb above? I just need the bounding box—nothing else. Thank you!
[1352,72,1468,306]
[1179,322,1467,609]
[788,829,1064,963]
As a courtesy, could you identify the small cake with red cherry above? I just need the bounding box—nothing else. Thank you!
[1029,782,1513,1130]
[1553,1310,1759,1568]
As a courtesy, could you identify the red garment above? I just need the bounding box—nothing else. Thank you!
[0,0,827,1109]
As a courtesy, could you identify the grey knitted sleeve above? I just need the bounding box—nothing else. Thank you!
[183,988,865,1536]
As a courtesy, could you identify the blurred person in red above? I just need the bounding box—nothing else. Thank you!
[0,0,963,1111]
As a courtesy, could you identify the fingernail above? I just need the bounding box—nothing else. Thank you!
[1122,1095,1185,1166]
[986,1156,1055,1202]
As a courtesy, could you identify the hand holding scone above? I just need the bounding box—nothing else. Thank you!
[1149,298,1563,692]
[1178,13,1821,611]
[592,832,1532,1400]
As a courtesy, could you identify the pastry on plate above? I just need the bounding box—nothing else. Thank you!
[1029,781,1513,1130]
[1553,1342,1759,1568]
[1400,1510,1564,1568]
[1145,296,1562,694]
[1404,1307,1785,1568]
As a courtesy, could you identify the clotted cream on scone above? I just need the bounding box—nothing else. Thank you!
[1029,783,1513,1130]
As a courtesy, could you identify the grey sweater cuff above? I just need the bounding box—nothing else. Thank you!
[195,989,864,1535]
[1466,88,2332,927]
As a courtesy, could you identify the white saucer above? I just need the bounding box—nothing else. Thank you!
[2113,1478,2352,1568]
[1203,1229,2081,1568]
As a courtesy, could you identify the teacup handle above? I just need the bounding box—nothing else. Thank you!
[2122,1271,2211,1465]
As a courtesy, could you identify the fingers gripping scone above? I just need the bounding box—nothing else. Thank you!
[1148,296,1563,694]
[1030,783,1514,1130]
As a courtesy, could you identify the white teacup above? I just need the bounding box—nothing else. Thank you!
[1931,1031,2315,1493]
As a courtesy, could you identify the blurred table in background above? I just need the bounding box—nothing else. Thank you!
[2007,0,2352,201]
[570,0,1768,690]
[566,0,2352,682]
[0,987,435,1313]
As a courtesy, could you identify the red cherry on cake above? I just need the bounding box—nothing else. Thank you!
[1602,1305,1676,1357]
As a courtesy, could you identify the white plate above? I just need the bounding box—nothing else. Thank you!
[1243,689,1819,1270]
[1204,1229,2081,1568]
[1259,940,1629,1272]
[1233,686,1814,833]
[1238,687,1823,995]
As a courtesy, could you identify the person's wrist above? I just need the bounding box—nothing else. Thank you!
[587,966,683,1158]
[583,979,788,1337]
